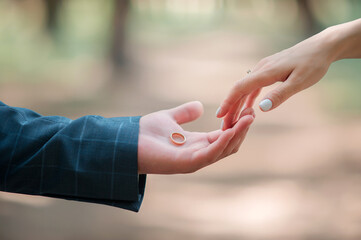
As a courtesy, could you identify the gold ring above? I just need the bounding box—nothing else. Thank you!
[170,132,186,145]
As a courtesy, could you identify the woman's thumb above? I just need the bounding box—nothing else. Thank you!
[259,81,300,112]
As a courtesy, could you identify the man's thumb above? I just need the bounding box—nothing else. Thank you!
[169,101,204,124]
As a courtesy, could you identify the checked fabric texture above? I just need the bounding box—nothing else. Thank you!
[0,101,146,212]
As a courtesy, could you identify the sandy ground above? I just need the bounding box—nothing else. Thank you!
[1,31,361,240]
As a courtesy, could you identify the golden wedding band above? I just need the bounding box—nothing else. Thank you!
[170,132,186,145]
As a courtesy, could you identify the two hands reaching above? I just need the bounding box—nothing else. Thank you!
[138,18,361,174]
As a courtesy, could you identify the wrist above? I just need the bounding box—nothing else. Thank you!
[318,26,347,63]
[323,19,361,62]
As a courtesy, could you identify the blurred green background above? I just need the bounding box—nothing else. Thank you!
[0,1,361,240]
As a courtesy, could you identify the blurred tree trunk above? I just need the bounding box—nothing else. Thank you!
[111,0,130,68]
[44,0,63,34]
[297,0,319,36]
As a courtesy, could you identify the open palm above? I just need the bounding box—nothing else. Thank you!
[138,101,255,174]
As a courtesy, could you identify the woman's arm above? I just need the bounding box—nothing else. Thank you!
[331,18,361,60]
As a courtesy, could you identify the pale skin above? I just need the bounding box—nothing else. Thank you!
[217,18,361,130]
[138,101,255,174]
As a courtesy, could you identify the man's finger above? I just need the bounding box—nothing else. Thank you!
[207,129,222,144]
[218,114,254,159]
[224,106,254,131]
[168,101,204,124]
[238,107,255,121]
[222,97,244,131]
[232,126,251,154]
[190,129,234,172]
[229,111,256,155]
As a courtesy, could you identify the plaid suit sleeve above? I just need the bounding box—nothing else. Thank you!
[0,101,146,212]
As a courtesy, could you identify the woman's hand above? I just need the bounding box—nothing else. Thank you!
[138,101,255,174]
[217,18,361,130]
[216,27,340,130]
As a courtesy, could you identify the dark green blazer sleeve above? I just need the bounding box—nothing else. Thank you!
[0,101,146,212]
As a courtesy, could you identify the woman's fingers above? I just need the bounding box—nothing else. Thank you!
[216,71,273,118]
[221,88,261,131]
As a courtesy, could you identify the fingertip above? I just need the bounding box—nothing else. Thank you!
[248,108,256,118]
[216,107,227,118]
[222,116,233,131]
[170,101,204,124]
[216,107,222,118]
[243,114,255,125]
[191,100,204,115]
[234,114,254,130]
[240,107,254,117]
[217,101,232,118]
[248,115,255,124]
[249,108,256,118]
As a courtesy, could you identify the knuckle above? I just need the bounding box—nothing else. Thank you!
[270,88,284,105]
[259,68,277,81]
[252,69,275,86]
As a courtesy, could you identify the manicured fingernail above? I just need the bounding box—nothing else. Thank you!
[259,99,272,111]
[220,120,224,130]
[216,107,222,117]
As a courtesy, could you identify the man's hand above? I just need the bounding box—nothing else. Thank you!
[138,101,255,174]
